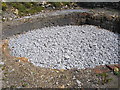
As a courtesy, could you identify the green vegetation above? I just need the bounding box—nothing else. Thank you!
[50,2,70,8]
[51,2,61,7]
[22,83,28,87]
[2,65,6,70]
[2,2,72,16]
[97,73,113,85]
[0,64,3,68]
[2,2,7,11]
[2,2,44,16]
[12,3,44,16]
[1,2,77,18]
[113,67,120,76]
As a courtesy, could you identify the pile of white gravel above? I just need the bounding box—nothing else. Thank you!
[8,25,119,69]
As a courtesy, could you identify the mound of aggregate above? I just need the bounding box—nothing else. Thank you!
[8,25,119,69]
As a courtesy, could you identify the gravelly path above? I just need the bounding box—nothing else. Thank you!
[8,25,119,69]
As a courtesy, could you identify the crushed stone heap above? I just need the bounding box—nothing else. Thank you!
[8,25,119,69]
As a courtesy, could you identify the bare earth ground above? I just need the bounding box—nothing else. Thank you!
[1,8,120,88]
[1,45,119,88]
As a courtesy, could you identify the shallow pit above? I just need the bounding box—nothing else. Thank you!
[2,9,120,70]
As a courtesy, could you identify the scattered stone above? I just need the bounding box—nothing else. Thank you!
[0,62,4,65]
[56,82,59,85]
[13,9,19,15]
[76,80,82,87]
[59,85,65,88]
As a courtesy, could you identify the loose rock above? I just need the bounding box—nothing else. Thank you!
[8,25,119,69]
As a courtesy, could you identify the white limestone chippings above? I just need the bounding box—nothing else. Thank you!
[8,25,119,69]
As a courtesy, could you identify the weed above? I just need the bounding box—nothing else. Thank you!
[22,83,28,87]
[2,2,7,11]
[10,85,16,88]
[0,64,3,68]
[2,66,6,70]
[113,67,120,76]
[97,72,113,85]
[2,2,72,17]
[51,2,61,7]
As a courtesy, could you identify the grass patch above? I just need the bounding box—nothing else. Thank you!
[22,83,29,87]
[2,2,75,17]
[97,72,113,85]
[2,2,44,16]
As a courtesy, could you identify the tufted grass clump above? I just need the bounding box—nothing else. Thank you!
[2,2,7,11]
[97,73,113,85]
